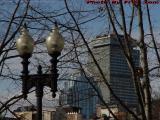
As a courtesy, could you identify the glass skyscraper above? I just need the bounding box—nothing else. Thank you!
[60,33,139,119]
[89,34,139,106]
[60,73,99,120]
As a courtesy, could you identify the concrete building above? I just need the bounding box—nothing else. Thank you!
[14,106,37,120]
[14,106,57,120]
[63,106,83,120]
[14,106,82,120]
[96,104,136,120]
[1,117,17,120]
[88,33,139,106]
[67,112,82,120]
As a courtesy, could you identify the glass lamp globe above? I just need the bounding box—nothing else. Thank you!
[46,25,64,56]
[16,27,34,57]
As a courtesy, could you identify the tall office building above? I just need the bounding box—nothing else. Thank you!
[60,33,139,119]
[60,73,99,120]
[88,33,139,106]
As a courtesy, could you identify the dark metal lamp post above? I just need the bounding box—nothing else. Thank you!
[16,23,64,120]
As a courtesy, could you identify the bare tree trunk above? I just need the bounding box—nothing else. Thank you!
[137,0,152,120]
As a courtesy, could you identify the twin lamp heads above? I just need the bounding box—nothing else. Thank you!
[16,24,64,57]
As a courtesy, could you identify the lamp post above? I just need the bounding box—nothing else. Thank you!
[16,23,64,120]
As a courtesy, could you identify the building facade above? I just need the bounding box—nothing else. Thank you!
[96,104,136,120]
[14,106,82,120]
[60,33,139,119]
[14,106,57,120]
[88,34,139,106]
[60,74,99,120]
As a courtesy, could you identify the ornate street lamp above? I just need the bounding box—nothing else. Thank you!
[16,26,34,99]
[16,23,64,120]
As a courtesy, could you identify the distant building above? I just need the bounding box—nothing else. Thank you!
[60,33,139,119]
[63,106,82,120]
[152,99,160,120]
[88,33,139,106]
[14,106,82,120]
[14,106,57,120]
[2,117,17,120]
[60,73,99,120]
[14,106,37,120]
[96,104,136,120]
